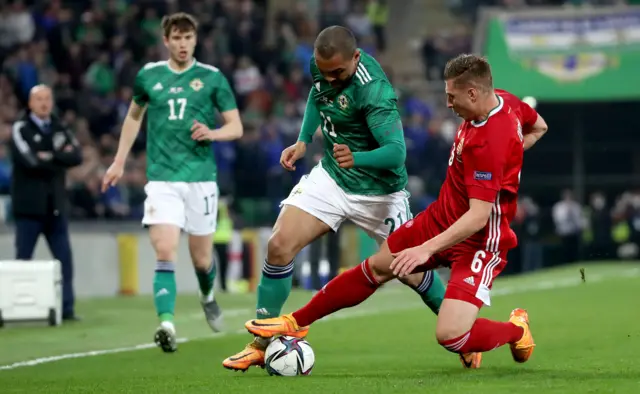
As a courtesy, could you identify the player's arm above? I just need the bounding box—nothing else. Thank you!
[114,69,148,165]
[103,69,147,191]
[208,73,243,141]
[10,120,57,171]
[114,101,146,165]
[523,114,548,151]
[297,88,322,144]
[52,127,82,167]
[278,89,320,171]
[421,199,494,255]
[351,81,405,169]
[207,109,243,141]
[519,99,548,151]
[423,138,508,254]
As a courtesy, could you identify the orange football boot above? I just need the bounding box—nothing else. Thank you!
[222,341,266,372]
[245,313,309,338]
[459,352,482,369]
[509,308,535,363]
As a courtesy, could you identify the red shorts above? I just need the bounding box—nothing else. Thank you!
[387,212,508,308]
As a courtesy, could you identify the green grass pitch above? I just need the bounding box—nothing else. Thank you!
[0,262,638,393]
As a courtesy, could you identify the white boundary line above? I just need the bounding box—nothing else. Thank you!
[0,268,637,371]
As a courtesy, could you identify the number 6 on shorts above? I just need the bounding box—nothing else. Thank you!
[471,250,486,273]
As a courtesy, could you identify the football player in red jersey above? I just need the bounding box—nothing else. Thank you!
[243,54,548,368]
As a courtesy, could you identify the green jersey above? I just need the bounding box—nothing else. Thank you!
[132,60,237,182]
[305,50,408,195]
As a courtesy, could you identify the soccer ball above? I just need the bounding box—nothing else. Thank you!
[264,336,315,376]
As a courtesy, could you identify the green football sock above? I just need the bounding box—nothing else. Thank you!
[154,261,177,322]
[256,260,295,318]
[195,259,217,297]
[414,270,445,315]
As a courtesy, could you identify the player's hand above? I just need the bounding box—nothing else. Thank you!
[102,161,124,192]
[280,141,306,171]
[191,120,215,141]
[390,244,433,278]
[333,144,354,169]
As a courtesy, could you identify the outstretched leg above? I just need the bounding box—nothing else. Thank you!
[244,241,396,337]
[223,205,331,371]
[436,251,535,364]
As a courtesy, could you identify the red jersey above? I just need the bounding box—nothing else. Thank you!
[496,89,538,129]
[426,93,526,252]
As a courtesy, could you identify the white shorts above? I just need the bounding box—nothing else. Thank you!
[142,181,219,236]
[281,164,412,243]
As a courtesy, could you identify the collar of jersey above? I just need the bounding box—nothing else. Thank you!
[165,58,197,74]
[314,59,360,99]
[470,94,504,128]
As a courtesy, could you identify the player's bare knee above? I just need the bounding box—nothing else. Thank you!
[397,272,424,288]
[435,298,478,344]
[154,245,177,262]
[149,225,180,261]
[190,249,211,271]
[188,235,213,270]
[267,231,297,266]
[189,240,212,270]
[151,237,177,261]
[368,253,394,284]
[435,323,469,344]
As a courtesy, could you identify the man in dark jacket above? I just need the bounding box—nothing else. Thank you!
[9,84,82,321]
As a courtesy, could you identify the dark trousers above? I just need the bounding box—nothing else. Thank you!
[14,215,75,317]
[521,241,544,272]
[561,233,581,263]
[373,25,386,52]
[309,230,340,290]
[213,242,229,292]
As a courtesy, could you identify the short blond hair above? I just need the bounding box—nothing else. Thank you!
[443,54,493,91]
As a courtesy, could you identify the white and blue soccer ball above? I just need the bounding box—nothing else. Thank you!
[264,336,315,376]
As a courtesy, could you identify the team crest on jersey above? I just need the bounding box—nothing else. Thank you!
[190,78,204,91]
[337,95,349,110]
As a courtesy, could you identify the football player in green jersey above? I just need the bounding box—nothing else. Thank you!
[223,26,478,372]
[102,13,243,353]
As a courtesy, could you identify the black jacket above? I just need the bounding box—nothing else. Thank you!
[9,112,82,218]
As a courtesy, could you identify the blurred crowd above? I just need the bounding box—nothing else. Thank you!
[0,0,458,224]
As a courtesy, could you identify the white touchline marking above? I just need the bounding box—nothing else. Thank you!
[0,268,636,371]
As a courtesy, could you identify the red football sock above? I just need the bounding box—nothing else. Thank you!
[293,260,380,327]
[439,318,524,353]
